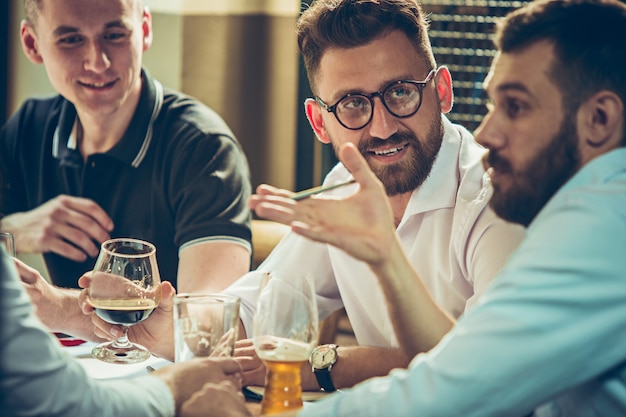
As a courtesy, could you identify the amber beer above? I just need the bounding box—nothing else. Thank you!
[257,337,312,415]
[261,358,307,414]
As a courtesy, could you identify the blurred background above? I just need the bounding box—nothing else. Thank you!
[1,0,532,193]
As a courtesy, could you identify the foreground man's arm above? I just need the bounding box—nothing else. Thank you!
[2,248,244,417]
[300,150,626,416]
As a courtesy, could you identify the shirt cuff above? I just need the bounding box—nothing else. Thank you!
[298,392,342,417]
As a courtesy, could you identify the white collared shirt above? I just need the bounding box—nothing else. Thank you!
[225,116,525,347]
[298,142,626,417]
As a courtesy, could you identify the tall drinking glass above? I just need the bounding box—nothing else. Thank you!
[87,238,161,364]
[174,293,240,362]
[253,272,319,415]
[0,232,16,256]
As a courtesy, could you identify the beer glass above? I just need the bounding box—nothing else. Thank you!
[87,238,161,364]
[253,272,319,415]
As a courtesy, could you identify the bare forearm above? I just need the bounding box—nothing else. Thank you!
[370,239,455,358]
[301,346,410,390]
[35,287,102,341]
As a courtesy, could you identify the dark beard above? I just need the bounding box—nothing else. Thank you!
[487,114,581,227]
[331,117,443,197]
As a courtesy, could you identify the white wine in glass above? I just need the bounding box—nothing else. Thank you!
[253,272,319,415]
[88,238,161,364]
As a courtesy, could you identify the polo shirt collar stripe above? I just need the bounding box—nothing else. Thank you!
[132,78,163,168]
[51,69,164,168]
[52,126,60,159]
[52,100,78,159]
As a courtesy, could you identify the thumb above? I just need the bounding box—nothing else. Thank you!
[13,258,41,285]
[158,281,176,310]
[338,143,381,191]
[77,273,93,289]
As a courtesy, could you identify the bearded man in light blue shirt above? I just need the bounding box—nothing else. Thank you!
[185,0,626,416]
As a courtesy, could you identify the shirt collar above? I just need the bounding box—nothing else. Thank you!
[52,69,164,168]
[558,147,626,195]
[404,116,482,216]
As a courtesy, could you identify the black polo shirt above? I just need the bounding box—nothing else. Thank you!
[0,70,252,288]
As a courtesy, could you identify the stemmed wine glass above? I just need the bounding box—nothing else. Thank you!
[253,272,319,415]
[87,238,161,364]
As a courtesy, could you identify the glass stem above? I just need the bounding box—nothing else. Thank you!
[111,326,132,348]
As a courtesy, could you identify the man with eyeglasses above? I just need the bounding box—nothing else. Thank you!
[87,0,524,391]
[228,0,525,392]
[234,1,626,416]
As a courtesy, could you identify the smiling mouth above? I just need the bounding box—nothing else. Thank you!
[370,144,407,156]
[79,80,116,89]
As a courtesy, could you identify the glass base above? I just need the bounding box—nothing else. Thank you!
[92,340,151,364]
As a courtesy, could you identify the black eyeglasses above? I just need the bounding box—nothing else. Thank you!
[315,69,436,130]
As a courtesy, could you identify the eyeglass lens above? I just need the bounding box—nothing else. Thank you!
[335,81,424,129]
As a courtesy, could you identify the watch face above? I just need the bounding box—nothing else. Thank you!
[310,345,337,368]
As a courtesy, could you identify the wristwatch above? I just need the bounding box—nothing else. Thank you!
[309,344,338,392]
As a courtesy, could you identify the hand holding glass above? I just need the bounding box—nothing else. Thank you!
[87,238,161,364]
[253,272,319,415]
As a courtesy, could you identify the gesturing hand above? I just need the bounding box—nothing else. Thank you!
[249,142,397,267]
[2,195,113,261]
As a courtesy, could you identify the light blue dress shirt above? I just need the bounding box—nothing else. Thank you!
[300,148,626,417]
[0,248,175,417]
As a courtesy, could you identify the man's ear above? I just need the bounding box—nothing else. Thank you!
[434,66,454,114]
[20,20,43,64]
[142,7,153,51]
[578,90,623,151]
[305,98,331,144]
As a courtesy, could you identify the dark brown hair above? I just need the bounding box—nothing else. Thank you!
[296,0,436,94]
[495,0,626,142]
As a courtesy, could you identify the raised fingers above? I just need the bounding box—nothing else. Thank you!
[255,184,294,198]
[249,196,298,225]
[338,142,384,192]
